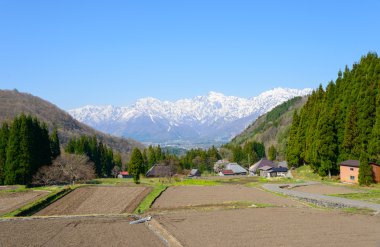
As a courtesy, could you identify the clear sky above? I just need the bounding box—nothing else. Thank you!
[1,0,379,110]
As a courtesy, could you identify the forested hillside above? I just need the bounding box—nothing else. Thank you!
[229,96,308,160]
[0,90,143,156]
[287,53,380,176]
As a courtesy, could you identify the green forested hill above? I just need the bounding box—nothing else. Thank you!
[0,90,143,156]
[229,96,308,160]
[287,53,380,176]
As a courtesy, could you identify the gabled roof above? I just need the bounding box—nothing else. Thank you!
[190,169,200,176]
[278,161,288,168]
[146,165,173,177]
[249,158,276,172]
[226,163,248,174]
[339,160,359,167]
[259,165,273,171]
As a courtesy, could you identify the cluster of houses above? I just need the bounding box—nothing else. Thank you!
[214,158,290,178]
[339,160,380,184]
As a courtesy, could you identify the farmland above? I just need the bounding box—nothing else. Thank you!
[1,179,380,247]
[0,190,49,215]
[36,186,151,216]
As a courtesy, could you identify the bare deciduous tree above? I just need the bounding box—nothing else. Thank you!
[33,153,96,185]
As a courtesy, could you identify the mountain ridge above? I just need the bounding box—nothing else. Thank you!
[69,87,312,146]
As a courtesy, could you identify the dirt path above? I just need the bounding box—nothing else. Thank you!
[0,190,49,215]
[291,183,364,195]
[156,208,380,247]
[153,185,304,209]
[36,186,151,216]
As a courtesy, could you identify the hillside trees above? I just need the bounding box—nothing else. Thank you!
[2,115,57,185]
[286,53,380,177]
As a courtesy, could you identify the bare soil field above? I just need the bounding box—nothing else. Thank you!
[157,207,380,247]
[291,184,364,195]
[36,186,151,216]
[0,216,164,247]
[153,185,304,209]
[0,190,49,215]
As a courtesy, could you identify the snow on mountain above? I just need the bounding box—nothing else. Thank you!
[68,87,312,146]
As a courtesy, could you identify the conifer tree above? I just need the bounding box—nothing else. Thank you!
[286,111,301,167]
[342,106,361,159]
[0,123,9,184]
[369,85,380,162]
[268,145,277,161]
[358,152,373,186]
[129,148,144,184]
[50,127,60,159]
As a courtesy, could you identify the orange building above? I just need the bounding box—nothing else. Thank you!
[339,160,380,184]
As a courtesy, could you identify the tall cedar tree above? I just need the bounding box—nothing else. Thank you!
[358,152,373,185]
[50,128,60,159]
[129,148,144,184]
[0,123,9,184]
[286,111,301,167]
[268,145,277,161]
[369,84,380,162]
[342,106,360,159]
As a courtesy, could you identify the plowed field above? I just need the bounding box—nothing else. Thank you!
[0,190,49,215]
[36,186,151,216]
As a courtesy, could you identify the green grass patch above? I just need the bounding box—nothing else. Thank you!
[329,190,380,204]
[134,184,167,214]
[173,179,220,186]
[2,186,75,217]
[341,207,375,215]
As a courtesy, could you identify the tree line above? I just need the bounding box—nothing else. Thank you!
[0,114,60,185]
[286,53,380,181]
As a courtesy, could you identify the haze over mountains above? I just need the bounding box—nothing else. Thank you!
[69,88,312,147]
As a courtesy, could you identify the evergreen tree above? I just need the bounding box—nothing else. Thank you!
[0,123,9,184]
[129,148,144,184]
[50,127,60,159]
[268,145,277,161]
[286,111,301,167]
[342,106,361,159]
[358,152,373,186]
[369,85,380,162]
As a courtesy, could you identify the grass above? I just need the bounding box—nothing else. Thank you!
[1,186,75,217]
[173,179,220,186]
[134,184,167,214]
[341,207,376,215]
[329,190,380,204]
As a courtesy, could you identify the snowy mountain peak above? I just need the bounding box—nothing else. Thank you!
[68,87,312,145]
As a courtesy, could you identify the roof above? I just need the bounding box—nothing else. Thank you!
[221,169,234,175]
[249,158,276,172]
[190,169,200,175]
[271,167,288,173]
[278,161,288,168]
[259,165,274,171]
[226,163,248,174]
[119,171,129,175]
[146,165,173,177]
[339,160,359,167]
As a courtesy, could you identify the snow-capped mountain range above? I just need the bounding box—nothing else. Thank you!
[68,88,312,147]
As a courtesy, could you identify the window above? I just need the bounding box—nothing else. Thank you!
[350,168,354,171]
[350,176,355,180]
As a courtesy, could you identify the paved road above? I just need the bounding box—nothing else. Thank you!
[262,182,380,213]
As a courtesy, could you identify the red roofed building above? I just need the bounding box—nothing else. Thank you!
[118,171,132,178]
[219,169,234,176]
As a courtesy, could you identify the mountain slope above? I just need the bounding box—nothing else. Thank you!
[229,96,308,160]
[0,89,143,155]
[69,88,312,145]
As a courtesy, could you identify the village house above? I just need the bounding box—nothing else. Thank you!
[189,169,201,178]
[259,165,289,178]
[249,158,276,175]
[218,169,235,176]
[146,165,173,178]
[214,161,248,176]
[117,171,132,178]
[339,160,380,184]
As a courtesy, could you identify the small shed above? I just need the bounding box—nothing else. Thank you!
[189,169,201,178]
[219,169,235,176]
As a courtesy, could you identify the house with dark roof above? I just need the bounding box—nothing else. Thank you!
[259,166,288,178]
[146,165,174,178]
[249,158,276,175]
[340,160,380,184]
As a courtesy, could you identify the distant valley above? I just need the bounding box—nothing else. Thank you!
[69,88,312,147]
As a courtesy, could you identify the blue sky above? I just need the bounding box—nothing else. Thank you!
[1,0,379,110]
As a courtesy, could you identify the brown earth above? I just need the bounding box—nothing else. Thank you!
[156,207,380,247]
[152,185,304,209]
[291,184,364,195]
[0,190,49,215]
[0,216,165,247]
[36,186,151,216]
